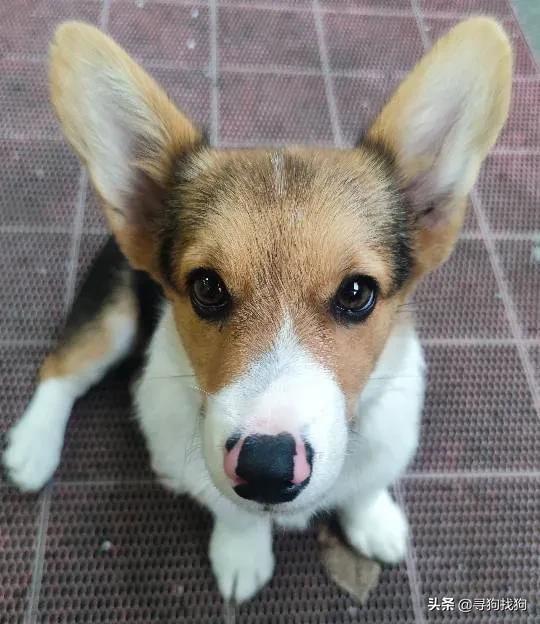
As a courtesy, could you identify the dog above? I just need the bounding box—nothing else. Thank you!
[3,17,511,604]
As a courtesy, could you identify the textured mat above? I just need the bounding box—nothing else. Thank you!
[0,1,538,623]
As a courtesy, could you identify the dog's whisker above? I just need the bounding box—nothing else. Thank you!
[144,373,197,381]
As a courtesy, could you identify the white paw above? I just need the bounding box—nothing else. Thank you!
[209,520,275,603]
[3,381,73,492]
[3,414,63,492]
[341,491,408,564]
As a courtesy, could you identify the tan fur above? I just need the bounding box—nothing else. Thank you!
[48,18,512,406]
[40,291,137,380]
[49,22,201,275]
[368,17,512,280]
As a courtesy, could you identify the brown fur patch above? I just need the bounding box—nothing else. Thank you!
[40,291,137,381]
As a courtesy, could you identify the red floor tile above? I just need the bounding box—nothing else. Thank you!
[109,2,210,68]
[0,487,41,622]
[149,67,212,130]
[0,233,70,342]
[83,184,108,233]
[496,240,540,339]
[58,382,152,482]
[0,0,101,56]
[530,346,540,388]
[219,6,321,70]
[413,345,540,472]
[0,140,80,229]
[324,13,424,72]
[321,0,412,11]
[0,344,49,438]
[332,73,391,145]
[37,483,223,623]
[419,0,512,19]
[402,478,539,623]
[477,154,540,234]
[414,239,511,339]
[220,72,333,143]
[499,79,540,150]
[0,60,61,140]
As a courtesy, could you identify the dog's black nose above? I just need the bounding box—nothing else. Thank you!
[228,432,313,504]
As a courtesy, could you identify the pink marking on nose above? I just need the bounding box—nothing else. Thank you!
[223,436,247,486]
[292,436,311,485]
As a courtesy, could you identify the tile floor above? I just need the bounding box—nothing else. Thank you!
[0,1,538,622]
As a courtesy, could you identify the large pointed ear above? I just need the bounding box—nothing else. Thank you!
[49,21,203,277]
[367,17,512,279]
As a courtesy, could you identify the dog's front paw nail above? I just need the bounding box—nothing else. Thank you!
[342,491,408,565]
[210,522,274,603]
[3,418,62,492]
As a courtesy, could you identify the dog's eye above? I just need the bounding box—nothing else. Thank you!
[331,274,378,323]
[189,269,231,320]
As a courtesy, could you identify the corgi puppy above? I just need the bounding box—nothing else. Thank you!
[3,17,511,604]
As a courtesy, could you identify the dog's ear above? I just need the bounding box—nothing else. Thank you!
[367,17,512,280]
[49,21,202,277]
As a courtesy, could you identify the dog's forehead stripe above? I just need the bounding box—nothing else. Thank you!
[168,148,413,297]
[270,151,285,198]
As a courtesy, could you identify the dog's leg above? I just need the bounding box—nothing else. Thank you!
[338,489,408,564]
[3,240,141,492]
[209,506,274,604]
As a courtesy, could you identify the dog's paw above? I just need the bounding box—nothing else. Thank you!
[341,490,408,564]
[3,409,64,492]
[209,520,274,603]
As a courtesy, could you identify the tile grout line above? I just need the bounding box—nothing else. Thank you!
[492,147,540,156]
[217,0,499,18]
[138,0,207,5]
[221,62,323,77]
[506,0,540,77]
[312,0,343,147]
[24,484,52,624]
[460,231,540,241]
[395,483,426,624]
[63,169,88,313]
[218,0,411,16]
[4,47,540,83]
[209,0,219,147]
[471,190,540,415]
[405,470,540,480]
[99,0,111,30]
[420,337,540,346]
[410,0,431,49]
